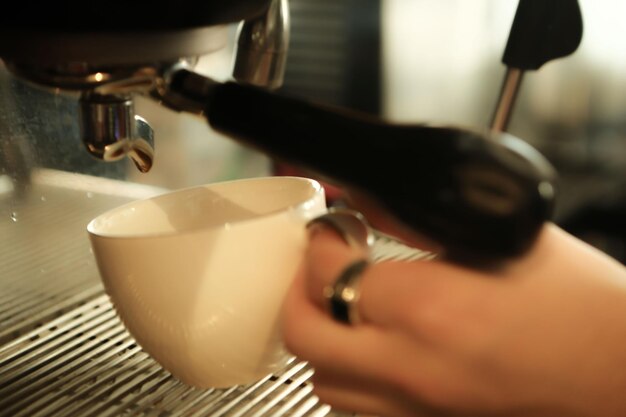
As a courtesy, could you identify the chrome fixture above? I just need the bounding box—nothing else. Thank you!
[233,0,290,89]
[79,92,155,173]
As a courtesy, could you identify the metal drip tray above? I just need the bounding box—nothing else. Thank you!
[0,169,163,343]
[0,169,430,417]
[0,295,333,417]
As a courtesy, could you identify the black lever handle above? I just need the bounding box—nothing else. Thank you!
[169,70,556,266]
[503,0,583,70]
[491,0,583,131]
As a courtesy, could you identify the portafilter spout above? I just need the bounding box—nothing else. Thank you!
[79,92,155,173]
[4,60,161,173]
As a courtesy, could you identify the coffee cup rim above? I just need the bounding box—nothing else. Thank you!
[87,176,324,240]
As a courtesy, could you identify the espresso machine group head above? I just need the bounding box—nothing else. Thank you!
[0,0,582,265]
[0,0,287,172]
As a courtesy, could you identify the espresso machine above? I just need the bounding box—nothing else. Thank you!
[0,1,586,415]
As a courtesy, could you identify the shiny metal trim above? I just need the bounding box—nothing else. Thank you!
[78,92,155,173]
[233,0,290,89]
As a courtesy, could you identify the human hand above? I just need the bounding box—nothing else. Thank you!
[281,222,626,417]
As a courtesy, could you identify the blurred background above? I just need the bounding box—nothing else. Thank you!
[2,3,623,412]
[1,0,624,263]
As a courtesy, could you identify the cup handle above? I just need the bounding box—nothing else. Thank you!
[307,207,375,253]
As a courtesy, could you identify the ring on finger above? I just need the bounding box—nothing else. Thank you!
[323,258,369,325]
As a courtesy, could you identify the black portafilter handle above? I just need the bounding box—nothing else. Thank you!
[170,70,557,266]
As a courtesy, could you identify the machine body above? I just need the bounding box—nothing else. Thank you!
[0,0,581,265]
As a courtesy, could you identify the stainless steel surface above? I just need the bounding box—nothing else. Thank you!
[233,0,290,89]
[3,57,191,174]
[0,169,430,417]
[3,57,203,174]
[0,170,162,343]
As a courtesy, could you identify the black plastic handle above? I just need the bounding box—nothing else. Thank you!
[503,0,583,70]
[169,70,556,265]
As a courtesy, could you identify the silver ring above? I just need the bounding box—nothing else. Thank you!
[323,259,369,325]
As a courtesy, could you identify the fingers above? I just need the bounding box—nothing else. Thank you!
[282,224,484,372]
[282,270,441,417]
[282,266,399,382]
[301,223,497,341]
[358,260,497,340]
[283,221,615,417]
[281,223,500,416]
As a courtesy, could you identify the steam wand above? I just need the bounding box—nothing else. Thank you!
[491,0,583,132]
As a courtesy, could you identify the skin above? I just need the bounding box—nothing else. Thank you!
[281,220,626,417]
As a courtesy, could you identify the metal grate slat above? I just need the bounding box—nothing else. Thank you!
[0,294,112,365]
[209,361,308,417]
[2,327,128,415]
[77,366,171,417]
[248,367,316,417]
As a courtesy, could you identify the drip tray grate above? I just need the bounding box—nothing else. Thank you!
[0,293,337,417]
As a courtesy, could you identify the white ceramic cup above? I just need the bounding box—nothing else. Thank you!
[87,176,327,388]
